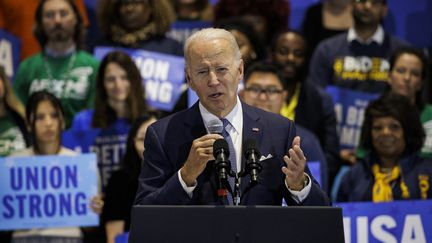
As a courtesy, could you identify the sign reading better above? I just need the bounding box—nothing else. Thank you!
[0,154,99,230]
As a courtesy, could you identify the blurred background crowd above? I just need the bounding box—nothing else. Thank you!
[1,0,431,242]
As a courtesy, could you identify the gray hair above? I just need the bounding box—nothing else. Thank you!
[184,28,242,69]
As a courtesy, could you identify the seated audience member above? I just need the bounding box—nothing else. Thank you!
[0,67,30,157]
[170,0,214,21]
[308,0,408,93]
[103,116,157,243]
[353,47,432,162]
[271,30,339,189]
[240,62,329,192]
[0,0,89,60]
[216,18,267,70]
[12,0,99,128]
[301,0,353,55]
[306,0,408,183]
[68,51,148,189]
[337,93,432,202]
[388,47,432,158]
[96,0,183,56]
[134,28,330,206]
[9,91,103,243]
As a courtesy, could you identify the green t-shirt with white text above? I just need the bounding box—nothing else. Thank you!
[13,50,99,128]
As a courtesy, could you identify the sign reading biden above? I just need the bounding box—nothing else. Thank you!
[0,154,99,230]
[327,86,379,150]
[338,200,431,243]
[94,47,185,112]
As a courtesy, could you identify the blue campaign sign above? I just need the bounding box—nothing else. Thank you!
[62,117,130,189]
[327,86,380,150]
[0,29,21,81]
[308,161,321,186]
[337,200,432,243]
[115,232,129,243]
[0,154,99,230]
[94,47,186,112]
[167,21,212,45]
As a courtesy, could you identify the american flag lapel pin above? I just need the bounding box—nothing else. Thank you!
[252,127,260,132]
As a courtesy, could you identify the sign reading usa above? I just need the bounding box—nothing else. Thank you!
[0,154,99,230]
[94,47,185,112]
[338,200,431,243]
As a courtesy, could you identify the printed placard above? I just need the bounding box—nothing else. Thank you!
[337,200,432,243]
[327,86,379,150]
[62,119,129,189]
[0,29,21,80]
[0,154,99,230]
[167,21,212,45]
[94,47,185,112]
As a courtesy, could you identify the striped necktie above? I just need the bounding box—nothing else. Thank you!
[221,118,237,204]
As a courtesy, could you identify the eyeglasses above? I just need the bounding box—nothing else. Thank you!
[244,86,283,100]
[354,0,385,5]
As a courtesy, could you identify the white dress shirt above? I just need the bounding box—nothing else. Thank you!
[347,25,385,45]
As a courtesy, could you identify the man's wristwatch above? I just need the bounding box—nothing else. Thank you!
[302,175,309,189]
[288,174,309,191]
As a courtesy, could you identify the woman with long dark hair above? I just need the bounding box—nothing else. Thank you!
[388,47,432,157]
[68,51,148,191]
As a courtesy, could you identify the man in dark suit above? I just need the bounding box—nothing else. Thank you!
[134,28,330,206]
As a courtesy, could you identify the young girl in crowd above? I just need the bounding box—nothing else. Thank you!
[102,115,157,243]
[10,91,103,243]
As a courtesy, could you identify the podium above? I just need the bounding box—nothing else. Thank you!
[128,205,344,243]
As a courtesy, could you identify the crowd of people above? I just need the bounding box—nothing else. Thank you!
[0,0,431,243]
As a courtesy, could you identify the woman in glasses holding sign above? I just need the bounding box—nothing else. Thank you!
[8,91,103,243]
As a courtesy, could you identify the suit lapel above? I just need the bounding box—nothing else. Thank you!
[183,102,207,138]
[240,103,264,194]
[184,102,220,201]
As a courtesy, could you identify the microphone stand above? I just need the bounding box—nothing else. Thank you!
[217,184,228,205]
[233,172,241,206]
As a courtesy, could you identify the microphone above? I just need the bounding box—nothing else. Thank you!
[213,138,231,180]
[207,119,223,134]
[244,139,262,183]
